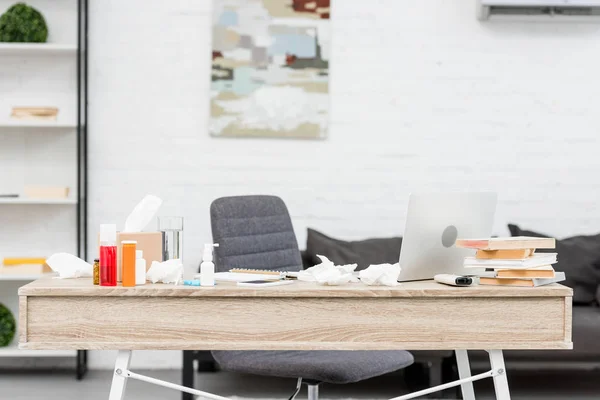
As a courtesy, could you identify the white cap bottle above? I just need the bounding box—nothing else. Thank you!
[200,243,219,287]
[135,250,146,285]
[99,224,117,245]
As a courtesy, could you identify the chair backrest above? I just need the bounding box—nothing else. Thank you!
[210,195,303,272]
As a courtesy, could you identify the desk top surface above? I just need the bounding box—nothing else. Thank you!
[19,277,573,298]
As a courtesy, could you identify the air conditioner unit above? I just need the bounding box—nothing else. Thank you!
[477,0,600,20]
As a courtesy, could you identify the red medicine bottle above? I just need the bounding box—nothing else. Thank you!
[99,224,117,286]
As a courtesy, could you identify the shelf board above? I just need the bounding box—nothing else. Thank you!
[0,198,77,205]
[0,120,76,129]
[0,43,77,56]
[0,273,56,281]
[0,342,76,357]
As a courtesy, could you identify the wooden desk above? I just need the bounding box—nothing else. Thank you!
[18,278,573,400]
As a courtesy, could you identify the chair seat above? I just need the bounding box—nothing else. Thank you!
[211,350,414,384]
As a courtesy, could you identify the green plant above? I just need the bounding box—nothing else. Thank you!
[0,303,15,347]
[0,3,48,43]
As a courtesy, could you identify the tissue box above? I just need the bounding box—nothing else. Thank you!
[116,232,163,282]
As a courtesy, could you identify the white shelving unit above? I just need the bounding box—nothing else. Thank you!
[0,272,57,281]
[0,43,77,56]
[0,198,77,205]
[0,120,77,129]
[0,0,87,376]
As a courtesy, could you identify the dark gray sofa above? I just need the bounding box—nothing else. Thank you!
[301,226,600,394]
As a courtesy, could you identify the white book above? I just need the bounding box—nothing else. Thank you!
[479,272,566,287]
[529,272,566,287]
[464,253,557,269]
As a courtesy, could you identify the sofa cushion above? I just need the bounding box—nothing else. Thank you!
[508,224,600,305]
[305,228,402,270]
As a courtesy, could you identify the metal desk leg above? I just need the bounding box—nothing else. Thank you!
[488,350,510,400]
[109,351,132,400]
[77,350,88,380]
[182,350,195,400]
[455,350,475,400]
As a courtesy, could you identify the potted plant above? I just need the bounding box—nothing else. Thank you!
[0,303,15,347]
[0,2,48,43]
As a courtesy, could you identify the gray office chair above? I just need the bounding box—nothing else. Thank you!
[210,195,414,400]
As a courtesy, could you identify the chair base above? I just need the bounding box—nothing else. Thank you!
[307,384,319,400]
[288,378,321,400]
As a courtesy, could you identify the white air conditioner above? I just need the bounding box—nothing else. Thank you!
[477,0,600,20]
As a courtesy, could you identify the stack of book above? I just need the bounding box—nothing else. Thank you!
[456,236,565,287]
[10,106,59,121]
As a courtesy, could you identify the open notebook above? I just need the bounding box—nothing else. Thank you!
[194,272,282,282]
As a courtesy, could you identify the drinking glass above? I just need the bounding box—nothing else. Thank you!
[158,216,183,261]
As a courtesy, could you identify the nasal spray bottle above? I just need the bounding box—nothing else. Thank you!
[200,243,219,287]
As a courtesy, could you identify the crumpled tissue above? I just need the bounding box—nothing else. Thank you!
[123,194,163,232]
[359,263,401,286]
[146,259,183,284]
[297,255,359,286]
[46,253,93,279]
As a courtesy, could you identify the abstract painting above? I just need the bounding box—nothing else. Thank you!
[210,0,330,139]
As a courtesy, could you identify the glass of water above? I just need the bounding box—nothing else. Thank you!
[158,216,183,261]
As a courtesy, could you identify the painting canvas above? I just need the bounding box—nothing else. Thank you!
[210,0,330,139]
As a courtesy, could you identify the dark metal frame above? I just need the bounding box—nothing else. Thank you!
[182,351,218,400]
[76,0,88,380]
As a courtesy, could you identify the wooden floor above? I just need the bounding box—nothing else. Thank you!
[0,369,598,399]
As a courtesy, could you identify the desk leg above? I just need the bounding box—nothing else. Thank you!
[182,350,195,400]
[488,350,510,400]
[455,350,475,400]
[109,351,132,400]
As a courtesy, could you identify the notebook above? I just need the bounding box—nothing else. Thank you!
[194,272,282,283]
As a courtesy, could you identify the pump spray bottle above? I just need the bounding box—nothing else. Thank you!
[200,243,219,287]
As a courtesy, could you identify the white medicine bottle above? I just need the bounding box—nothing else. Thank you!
[135,250,146,285]
[200,243,219,287]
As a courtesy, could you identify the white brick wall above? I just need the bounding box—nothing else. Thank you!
[88,0,600,368]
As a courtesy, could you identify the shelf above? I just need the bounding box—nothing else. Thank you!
[0,273,56,281]
[0,198,77,205]
[0,342,76,357]
[0,120,76,129]
[0,43,77,56]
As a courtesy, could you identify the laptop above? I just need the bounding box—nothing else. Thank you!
[397,192,497,282]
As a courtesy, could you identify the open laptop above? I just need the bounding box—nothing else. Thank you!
[397,192,497,282]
